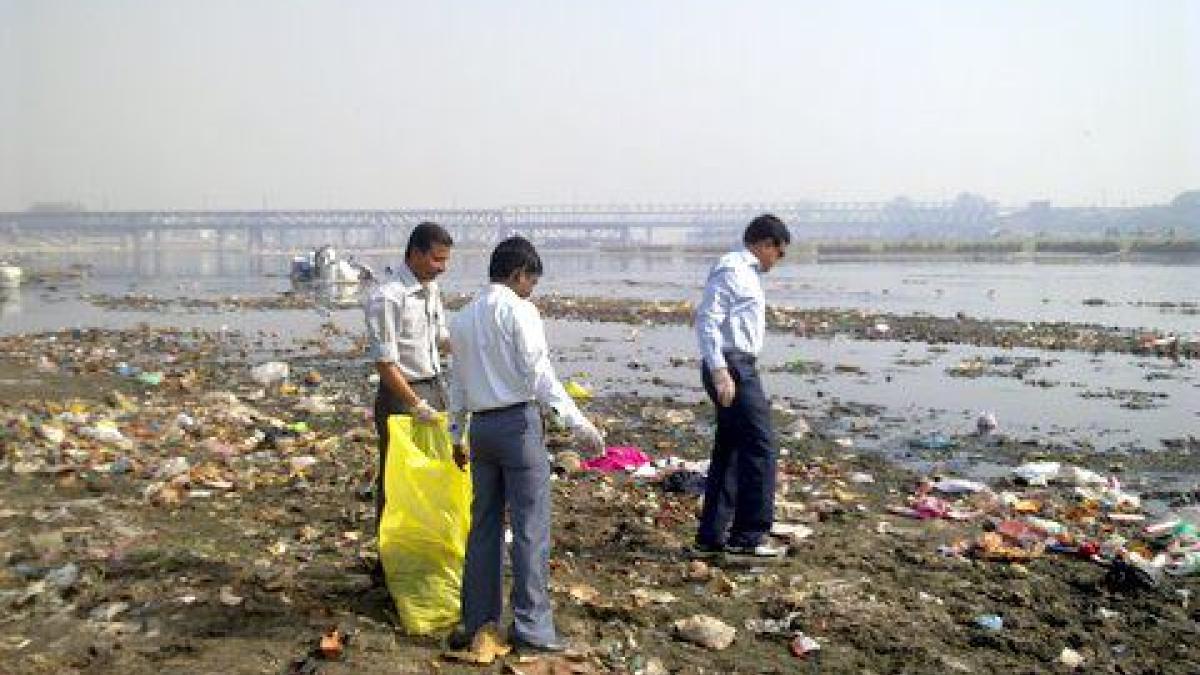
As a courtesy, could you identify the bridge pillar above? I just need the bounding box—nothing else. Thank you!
[375,225,388,249]
[276,229,286,251]
[249,227,264,253]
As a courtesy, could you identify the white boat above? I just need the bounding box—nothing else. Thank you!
[0,263,22,287]
[289,246,370,284]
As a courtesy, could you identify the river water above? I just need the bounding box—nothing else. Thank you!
[2,249,1197,469]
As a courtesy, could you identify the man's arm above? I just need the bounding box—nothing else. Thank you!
[376,361,423,408]
[695,266,733,371]
[695,266,737,407]
[365,290,435,419]
[511,303,603,451]
[447,352,470,469]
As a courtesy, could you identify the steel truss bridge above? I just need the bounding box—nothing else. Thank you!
[1,201,1004,250]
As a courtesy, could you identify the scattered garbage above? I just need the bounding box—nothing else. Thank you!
[1059,646,1085,669]
[565,380,593,401]
[581,446,651,473]
[673,614,736,651]
[974,614,1003,631]
[250,361,290,386]
[0,313,1196,673]
[790,633,821,658]
[442,622,511,665]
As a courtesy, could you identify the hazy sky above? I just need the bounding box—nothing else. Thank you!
[2,0,1197,210]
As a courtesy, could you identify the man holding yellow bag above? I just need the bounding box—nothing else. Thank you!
[448,236,604,653]
[363,221,455,535]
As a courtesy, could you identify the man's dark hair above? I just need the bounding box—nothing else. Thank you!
[742,213,791,247]
[489,236,544,282]
[405,221,454,257]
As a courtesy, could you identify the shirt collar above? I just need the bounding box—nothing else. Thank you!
[738,247,763,272]
[394,262,425,294]
[488,282,518,300]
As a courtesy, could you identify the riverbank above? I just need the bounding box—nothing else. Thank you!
[77,290,1200,359]
[1,323,1197,674]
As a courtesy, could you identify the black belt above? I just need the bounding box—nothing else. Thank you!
[473,401,530,416]
[723,351,757,365]
[408,375,442,385]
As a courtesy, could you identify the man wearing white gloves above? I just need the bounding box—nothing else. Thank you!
[363,221,455,533]
[448,236,603,653]
[694,214,791,558]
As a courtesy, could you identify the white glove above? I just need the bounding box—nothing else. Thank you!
[713,367,736,408]
[572,417,605,453]
[412,399,438,423]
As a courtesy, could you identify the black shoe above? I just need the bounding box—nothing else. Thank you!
[512,638,567,654]
[445,627,472,651]
[688,542,726,558]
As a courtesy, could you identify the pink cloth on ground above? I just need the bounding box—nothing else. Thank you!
[581,446,651,472]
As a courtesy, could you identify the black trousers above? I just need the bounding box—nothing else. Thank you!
[696,352,777,549]
[373,377,447,527]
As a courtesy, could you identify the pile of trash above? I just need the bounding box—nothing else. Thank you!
[888,460,1199,581]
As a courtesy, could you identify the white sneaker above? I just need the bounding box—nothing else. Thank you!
[725,543,788,558]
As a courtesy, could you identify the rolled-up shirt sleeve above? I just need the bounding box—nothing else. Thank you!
[364,294,400,363]
[695,266,734,370]
[512,301,586,429]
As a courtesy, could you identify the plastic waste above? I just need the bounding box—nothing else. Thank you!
[1166,551,1200,576]
[79,422,128,446]
[974,614,1003,631]
[44,562,80,592]
[673,614,736,651]
[582,446,651,472]
[1074,484,1141,510]
[1059,647,1085,668]
[288,455,318,473]
[1013,461,1060,486]
[1060,465,1106,486]
[250,361,290,386]
[931,478,989,494]
[661,470,706,495]
[36,424,66,445]
[135,371,164,386]
[564,380,592,401]
[790,633,821,657]
[157,456,191,480]
[1024,516,1067,536]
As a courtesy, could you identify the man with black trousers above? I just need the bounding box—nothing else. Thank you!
[363,221,454,535]
[694,214,791,557]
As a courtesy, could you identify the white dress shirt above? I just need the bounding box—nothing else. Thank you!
[447,283,586,443]
[363,264,448,381]
[695,248,766,370]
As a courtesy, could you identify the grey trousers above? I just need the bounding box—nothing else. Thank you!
[461,403,557,645]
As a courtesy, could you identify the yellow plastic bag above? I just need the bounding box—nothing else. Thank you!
[379,414,472,634]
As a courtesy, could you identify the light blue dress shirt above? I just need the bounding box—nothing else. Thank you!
[695,248,766,370]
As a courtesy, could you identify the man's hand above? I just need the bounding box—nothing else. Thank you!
[413,399,438,423]
[452,443,469,471]
[713,367,736,407]
[573,418,605,453]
